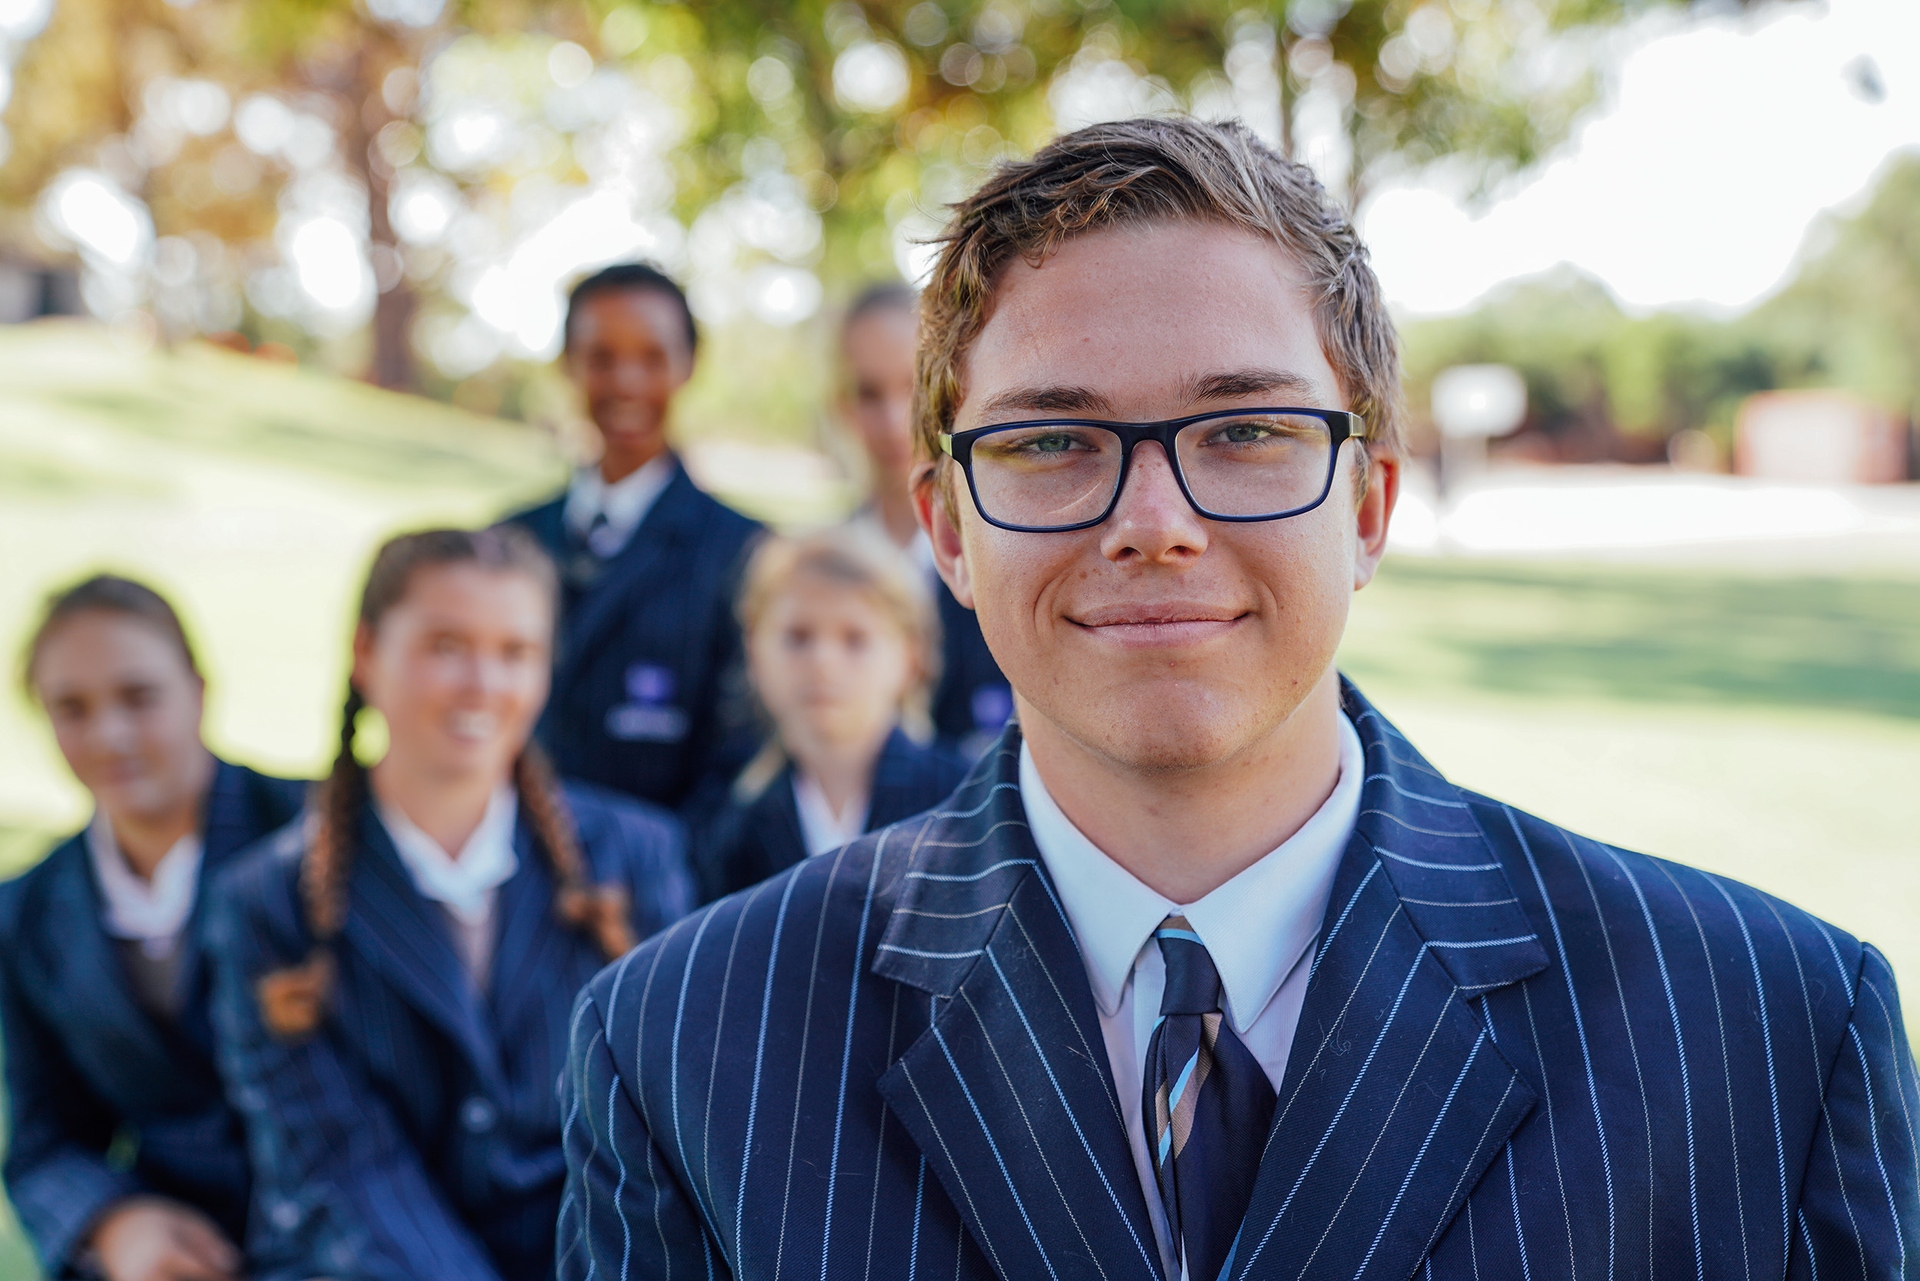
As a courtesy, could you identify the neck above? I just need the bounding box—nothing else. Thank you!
[871,471,920,549]
[792,725,891,818]
[108,747,216,881]
[370,757,503,859]
[1022,672,1346,904]
[599,442,667,486]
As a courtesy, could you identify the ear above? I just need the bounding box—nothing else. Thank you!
[913,459,975,609]
[1352,449,1399,591]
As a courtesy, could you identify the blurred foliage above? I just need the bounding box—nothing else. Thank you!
[2,0,1741,398]
[1400,150,1920,454]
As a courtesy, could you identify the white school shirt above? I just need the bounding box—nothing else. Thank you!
[375,788,519,987]
[87,816,202,959]
[791,772,870,858]
[563,454,675,558]
[1017,715,1365,1280]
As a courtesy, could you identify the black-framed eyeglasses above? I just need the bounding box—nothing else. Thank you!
[938,407,1367,533]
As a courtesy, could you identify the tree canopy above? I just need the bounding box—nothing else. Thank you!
[2,0,1750,397]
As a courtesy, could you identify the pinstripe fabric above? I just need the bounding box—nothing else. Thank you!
[560,682,1918,1281]
[0,761,305,1274]
[207,782,693,1281]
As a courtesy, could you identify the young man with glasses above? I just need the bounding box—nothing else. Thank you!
[560,118,1916,1280]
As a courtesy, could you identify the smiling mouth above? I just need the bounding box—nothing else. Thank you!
[1068,607,1248,647]
[447,711,499,743]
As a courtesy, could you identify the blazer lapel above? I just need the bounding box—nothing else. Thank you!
[875,735,1164,1281]
[342,813,507,1097]
[35,840,184,1073]
[487,822,575,1034]
[554,462,697,689]
[176,761,271,1053]
[1225,684,1548,1281]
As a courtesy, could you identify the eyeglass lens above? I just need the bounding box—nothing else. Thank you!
[967,413,1337,528]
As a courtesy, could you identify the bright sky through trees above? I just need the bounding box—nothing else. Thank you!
[1363,0,1920,316]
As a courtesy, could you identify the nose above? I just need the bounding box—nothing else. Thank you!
[1098,442,1210,566]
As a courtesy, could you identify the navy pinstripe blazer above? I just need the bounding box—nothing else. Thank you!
[0,760,303,1276]
[207,783,693,1281]
[561,682,1918,1280]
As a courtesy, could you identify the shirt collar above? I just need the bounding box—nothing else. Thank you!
[564,454,676,552]
[1019,712,1365,1033]
[86,816,204,953]
[792,772,871,859]
[375,786,520,925]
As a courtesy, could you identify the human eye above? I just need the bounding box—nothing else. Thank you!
[979,426,1104,462]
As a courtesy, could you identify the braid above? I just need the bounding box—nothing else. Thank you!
[255,685,362,1040]
[519,744,635,961]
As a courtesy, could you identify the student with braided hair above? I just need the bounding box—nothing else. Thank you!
[204,526,692,1281]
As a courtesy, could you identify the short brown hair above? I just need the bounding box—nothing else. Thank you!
[912,116,1402,472]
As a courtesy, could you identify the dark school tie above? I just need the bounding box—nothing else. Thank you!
[564,512,612,590]
[1141,914,1277,1281]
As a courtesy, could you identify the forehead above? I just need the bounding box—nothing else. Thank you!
[383,564,552,632]
[570,287,689,352]
[33,611,190,688]
[959,220,1339,420]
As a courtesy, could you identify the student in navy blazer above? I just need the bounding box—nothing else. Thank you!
[561,119,1916,1280]
[703,725,967,899]
[832,283,1012,759]
[696,528,969,901]
[503,263,760,813]
[207,528,692,1281]
[0,576,304,1280]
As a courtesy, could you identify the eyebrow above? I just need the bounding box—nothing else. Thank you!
[975,385,1116,419]
[1179,367,1321,402]
[972,368,1321,424]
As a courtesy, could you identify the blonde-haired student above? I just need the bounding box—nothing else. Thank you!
[700,526,968,900]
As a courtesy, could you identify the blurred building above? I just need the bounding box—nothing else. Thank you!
[0,255,81,324]
[1735,390,1912,485]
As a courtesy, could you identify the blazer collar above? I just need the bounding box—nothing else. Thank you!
[874,733,1165,1281]
[1223,682,1545,1281]
[874,686,1550,1281]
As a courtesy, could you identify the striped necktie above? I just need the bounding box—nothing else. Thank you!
[1141,915,1277,1281]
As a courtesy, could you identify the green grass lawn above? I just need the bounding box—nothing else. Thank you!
[0,322,1916,1277]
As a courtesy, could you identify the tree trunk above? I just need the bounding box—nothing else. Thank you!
[340,33,417,392]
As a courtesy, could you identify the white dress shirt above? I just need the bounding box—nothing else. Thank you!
[375,787,519,986]
[791,772,870,858]
[87,816,202,958]
[1018,714,1365,1279]
[563,454,675,558]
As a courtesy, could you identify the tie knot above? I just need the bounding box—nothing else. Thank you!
[1154,915,1222,1016]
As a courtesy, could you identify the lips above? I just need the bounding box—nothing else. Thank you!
[1068,602,1247,648]
[446,710,499,743]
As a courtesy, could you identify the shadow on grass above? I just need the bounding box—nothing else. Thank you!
[1344,560,1920,721]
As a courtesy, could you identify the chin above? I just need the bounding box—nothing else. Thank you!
[1061,685,1274,775]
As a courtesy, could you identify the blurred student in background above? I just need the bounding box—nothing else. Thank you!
[838,283,1011,757]
[505,262,760,814]
[0,576,305,1281]
[206,528,691,1281]
[700,527,966,901]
